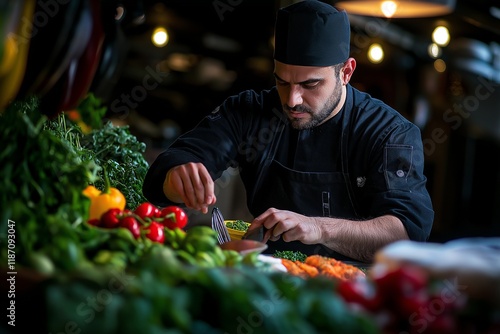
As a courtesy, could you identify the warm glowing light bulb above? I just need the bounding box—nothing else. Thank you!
[152,27,169,47]
[368,43,384,64]
[380,1,398,17]
[434,59,446,72]
[428,43,441,58]
[432,26,450,47]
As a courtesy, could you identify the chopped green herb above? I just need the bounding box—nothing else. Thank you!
[226,220,249,231]
[273,250,307,262]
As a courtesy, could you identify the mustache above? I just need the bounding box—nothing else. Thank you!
[283,104,311,113]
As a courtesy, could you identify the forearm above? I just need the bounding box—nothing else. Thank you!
[316,215,409,263]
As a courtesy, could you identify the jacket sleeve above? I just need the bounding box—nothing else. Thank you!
[142,91,257,207]
[355,121,434,241]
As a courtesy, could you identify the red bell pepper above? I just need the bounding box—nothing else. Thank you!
[59,0,105,112]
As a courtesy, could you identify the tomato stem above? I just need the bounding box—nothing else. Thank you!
[164,212,176,221]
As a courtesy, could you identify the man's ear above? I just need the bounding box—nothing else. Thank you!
[342,58,356,85]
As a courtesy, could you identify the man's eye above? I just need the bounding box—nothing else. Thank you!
[276,81,288,86]
[303,82,319,89]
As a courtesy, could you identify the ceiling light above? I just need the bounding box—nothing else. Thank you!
[368,43,384,63]
[432,26,450,46]
[428,43,442,58]
[433,59,446,72]
[335,0,456,18]
[152,27,169,47]
[380,1,398,17]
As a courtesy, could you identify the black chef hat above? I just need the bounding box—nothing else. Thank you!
[274,0,350,66]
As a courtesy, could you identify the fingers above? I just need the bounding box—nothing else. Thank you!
[253,208,292,242]
[184,166,208,210]
[262,228,274,243]
[164,162,216,213]
[199,167,216,210]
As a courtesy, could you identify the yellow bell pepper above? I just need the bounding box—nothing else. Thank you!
[83,168,126,220]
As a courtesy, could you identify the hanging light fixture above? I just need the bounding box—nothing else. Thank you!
[335,0,456,18]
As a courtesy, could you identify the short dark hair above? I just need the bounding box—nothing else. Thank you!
[332,62,344,76]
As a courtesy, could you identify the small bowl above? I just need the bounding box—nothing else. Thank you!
[219,239,268,255]
[224,220,250,241]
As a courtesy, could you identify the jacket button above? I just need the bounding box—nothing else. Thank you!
[396,170,405,177]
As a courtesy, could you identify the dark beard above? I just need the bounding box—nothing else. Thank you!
[287,83,342,130]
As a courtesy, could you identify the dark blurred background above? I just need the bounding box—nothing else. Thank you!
[94,0,500,240]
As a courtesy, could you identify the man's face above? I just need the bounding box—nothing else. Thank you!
[274,61,345,130]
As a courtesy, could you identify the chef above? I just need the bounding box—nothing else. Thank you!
[143,0,434,263]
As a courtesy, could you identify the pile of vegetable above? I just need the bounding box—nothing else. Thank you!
[0,97,381,333]
[336,265,500,334]
[14,258,378,334]
[0,95,267,273]
[83,198,264,270]
[43,93,150,211]
[1,96,95,272]
[80,119,150,210]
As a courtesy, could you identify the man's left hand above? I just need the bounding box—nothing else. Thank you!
[250,208,321,244]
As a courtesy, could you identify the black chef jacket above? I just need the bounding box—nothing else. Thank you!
[143,84,434,259]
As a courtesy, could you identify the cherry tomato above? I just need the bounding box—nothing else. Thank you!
[120,216,141,239]
[145,221,165,243]
[134,202,160,220]
[100,208,123,228]
[425,314,457,334]
[373,265,428,297]
[336,278,382,312]
[87,218,101,226]
[159,206,188,229]
[396,290,430,318]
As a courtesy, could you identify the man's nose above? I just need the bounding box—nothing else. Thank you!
[287,85,303,107]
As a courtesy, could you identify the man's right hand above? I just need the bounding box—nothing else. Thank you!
[163,162,216,214]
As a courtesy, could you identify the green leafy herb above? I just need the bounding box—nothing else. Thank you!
[45,94,150,211]
[0,96,96,269]
[77,93,107,130]
[82,121,149,211]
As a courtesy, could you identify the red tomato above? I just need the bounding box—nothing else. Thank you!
[159,206,188,229]
[100,208,123,228]
[134,202,160,220]
[120,216,141,239]
[425,314,457,334]
[373,265,428,297]
[145,222,165,243]
[396,290,430,318]
[336,278,382,312]
[87,218,101,226]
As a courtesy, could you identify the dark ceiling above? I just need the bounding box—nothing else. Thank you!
[123,0,500,59]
